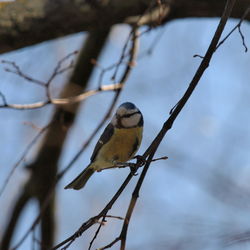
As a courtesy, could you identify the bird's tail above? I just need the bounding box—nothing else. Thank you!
[64,165,95,190]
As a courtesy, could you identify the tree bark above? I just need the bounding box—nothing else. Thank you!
[0,0,249,54]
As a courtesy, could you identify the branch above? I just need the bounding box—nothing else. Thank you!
[1,190,31,250]
[0,26,141,110]
[194,6,249,58]
[0,123,50,197]
[2,60,46,87]
[223,230,250,246]
[0,82,124,110]
[118,1,238,249]
[216,6,249,52]
[51,172,135,250]
[88,216,107,250]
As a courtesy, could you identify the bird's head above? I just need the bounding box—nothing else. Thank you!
[111,102,143,128]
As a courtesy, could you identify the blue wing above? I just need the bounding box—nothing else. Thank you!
[90,123,114,162]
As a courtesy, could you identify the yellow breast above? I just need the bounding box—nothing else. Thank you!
[93,127,142,171]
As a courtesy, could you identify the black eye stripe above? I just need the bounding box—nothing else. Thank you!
[121,111,140,118]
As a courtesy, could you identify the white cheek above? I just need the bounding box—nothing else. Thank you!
[121,114,141,127]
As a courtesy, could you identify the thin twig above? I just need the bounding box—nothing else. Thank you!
[237,25,248,52]
[1,51,78,107]
[223,230,250,246]
[51,172,134,250]
[0,90,7,105]
[45,51,78,99]
[88,216,107,250]
[111,32,133,82]
[216,7,249,52]
[0,26,157,111]
[0,83,123,110]
[96,25,162,88]
[1,60,46,87]
[194,6,249,58]
[105,215,124,220]
[99,155,167,171]
[139,26,166,57]
[98,237,120,250]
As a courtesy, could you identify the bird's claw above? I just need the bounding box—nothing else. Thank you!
[133,155,146,167]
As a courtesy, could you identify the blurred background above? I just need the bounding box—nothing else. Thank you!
[1,16,250,250]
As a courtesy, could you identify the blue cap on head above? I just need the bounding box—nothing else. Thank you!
[119,102,136,110]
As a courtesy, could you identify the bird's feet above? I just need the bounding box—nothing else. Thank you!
[129,155,146,175]
[133,155,146,167]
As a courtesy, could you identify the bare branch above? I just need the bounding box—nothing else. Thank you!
[223,230,250,246]
[88,216,106,250]
[105,215,124,220]
[125,1,170,26]
[0,90,7,105]
[45,50,78,99]
[0,25,159,112]
[0,83,123,110]
[98,237,120,250]
[119,0,238,249]
[88,215,124,249]
[237,23,248,52]
[1,60,46,87]
[216,7,249,52]
[51,173,134,250]
[194,6,249,58]
[139,26,166,57]
[1,51,78,109]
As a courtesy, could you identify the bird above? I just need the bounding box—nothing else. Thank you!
[64,102,143,190]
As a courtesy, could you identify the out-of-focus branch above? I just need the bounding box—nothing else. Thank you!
[0,25,142,110]
[2,27,111,250]
[9,25,139,250]
[1,190,30,250]
[223,229,250,246]
[51,27,139,250]
[0,0,171,54]
[0,123,50,197]
[1,0,250,54]
[0,82,123,110]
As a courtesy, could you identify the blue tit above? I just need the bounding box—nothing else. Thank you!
[64,102,143,190]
